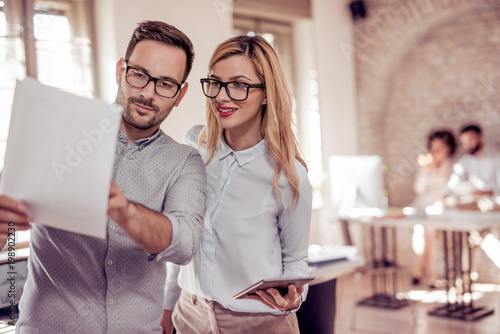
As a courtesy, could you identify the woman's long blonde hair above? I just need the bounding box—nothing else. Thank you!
[199,35,307,206]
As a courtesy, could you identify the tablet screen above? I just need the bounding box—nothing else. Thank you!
[233,276,315,299]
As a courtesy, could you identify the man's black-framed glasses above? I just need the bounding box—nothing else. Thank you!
[124,61,182,98]
[200,78,265,102]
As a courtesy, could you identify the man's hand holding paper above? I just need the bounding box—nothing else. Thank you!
[0,78,122,239]
[0,195,31,245]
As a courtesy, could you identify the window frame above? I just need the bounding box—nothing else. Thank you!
[0,0,96,169]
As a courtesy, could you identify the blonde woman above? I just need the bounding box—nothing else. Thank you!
[161,35,312,334]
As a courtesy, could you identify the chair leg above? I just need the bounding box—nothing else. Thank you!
[350,271,362,330]
[400,266,417,327]
[498,287,500,320]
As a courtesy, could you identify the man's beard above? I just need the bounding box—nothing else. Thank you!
[467,142,482,155]
[115,84,167,131]
[123,96,160,130]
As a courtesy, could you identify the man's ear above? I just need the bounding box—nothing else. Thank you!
[116,58,125,84]
[174,82,189,107]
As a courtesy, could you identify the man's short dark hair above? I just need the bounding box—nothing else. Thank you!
[125,20,194,82]
[427,129,457,157]
[459,124,482,135]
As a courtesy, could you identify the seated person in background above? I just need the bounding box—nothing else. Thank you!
[447,124,500,197]
[413,129,457,208]
[412,129,456,287]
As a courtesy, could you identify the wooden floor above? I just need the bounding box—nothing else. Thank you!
[1,273,498,334]
[335,272,500,334]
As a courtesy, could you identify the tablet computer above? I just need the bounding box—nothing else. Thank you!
[233,276,315,299]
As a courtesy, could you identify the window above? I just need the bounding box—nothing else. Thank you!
[0,0,94,170]
[233,15,324,208]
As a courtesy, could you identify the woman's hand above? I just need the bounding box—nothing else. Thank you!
[245,284,303,311]
[160,309,174,334]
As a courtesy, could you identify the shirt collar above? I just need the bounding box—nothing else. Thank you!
[218,134,267,167]
[118,129,161,150]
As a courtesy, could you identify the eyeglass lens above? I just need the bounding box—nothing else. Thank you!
[202,80,249,101]
[126,67,178,98]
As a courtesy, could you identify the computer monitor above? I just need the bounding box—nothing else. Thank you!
[329,155,387,218]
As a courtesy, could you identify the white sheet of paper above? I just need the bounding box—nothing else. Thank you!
[0,78,122,239]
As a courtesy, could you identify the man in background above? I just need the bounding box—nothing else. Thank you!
[447,123,500,196]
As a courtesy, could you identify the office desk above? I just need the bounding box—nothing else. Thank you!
[340,214,411,310]
[297,256,365,334]
[343,209,500,321]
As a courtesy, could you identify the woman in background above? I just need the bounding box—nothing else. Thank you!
[412,129,456,287]
[161,35,312,334]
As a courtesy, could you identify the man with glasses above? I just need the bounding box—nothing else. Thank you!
[7,21,207,333]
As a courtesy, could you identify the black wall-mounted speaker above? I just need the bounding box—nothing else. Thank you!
[349,1,366,20]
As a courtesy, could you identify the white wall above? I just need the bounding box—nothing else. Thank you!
[311,0,358,243]
[93,0,233,142]
[312,0,358,158]
[93,0,358,245]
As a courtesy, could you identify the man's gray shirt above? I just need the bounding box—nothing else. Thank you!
[16,129,206,333]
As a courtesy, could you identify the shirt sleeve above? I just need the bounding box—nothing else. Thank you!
[496,158,500,193]
[155,149,207,265]
[163,126,206,308]
[183,125,205,148]
[413,166,429,196]
[278,161,313,303]
[484,155,500,193]
[446,158,469,195]
[164,262,182,310]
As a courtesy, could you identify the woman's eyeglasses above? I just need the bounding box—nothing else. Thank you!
[200,78,265,101]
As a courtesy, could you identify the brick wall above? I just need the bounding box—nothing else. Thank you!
[353,0,500,206]
[351,0,500,282]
